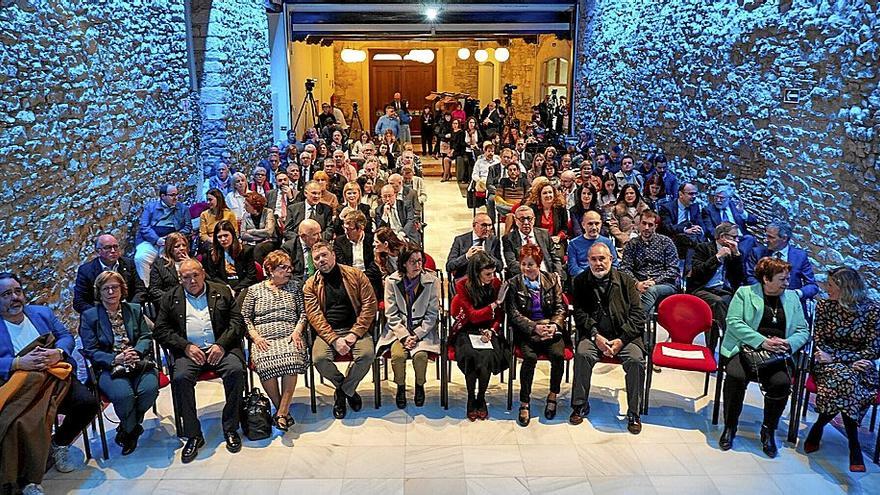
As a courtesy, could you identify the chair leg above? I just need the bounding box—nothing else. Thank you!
[869,403,877,433]
[96,409,109,460]
[712,368,724,425]
[802,390,811,420]
[373,358,381,409]
[788,367,806,444]
[81,428,92,461]
[383,357,389,381]
[565,360,570,384]
[703,372,710,396]
[507,357,515,411]
[642,365,653,416]
[309,364,317,414]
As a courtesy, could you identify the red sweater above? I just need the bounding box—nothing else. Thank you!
[450,277,503,338]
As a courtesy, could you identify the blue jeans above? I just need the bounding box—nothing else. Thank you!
[640,283,677,317]
[98,369,159,435]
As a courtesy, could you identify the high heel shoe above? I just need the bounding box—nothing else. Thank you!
[803,422,823,454]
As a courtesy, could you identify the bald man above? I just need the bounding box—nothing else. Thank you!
[566,211,618,278]
[284,218,324,283]
[570,242,646,434]
[73,234,146,314]
[375,184,418,244]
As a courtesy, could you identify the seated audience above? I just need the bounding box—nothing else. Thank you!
[304,242,378,419]
[506,245,568,426]
[0,272,99,488]
[286,219,323,283]
[241,250,309,432]
[719,257,809,458]
[283,181,334,251]
[359,157,388,190]
[608,184,650,248]
[201,220,257,299]
[502,206,564,281]
[134,184,192,286]
[312,171,340,214]
[568,184,601,238]
[148,232,190,304]
[207,162,233,196]
[804,267,880,472]
[366,227,405,299]
[376,184,418,244]
[449,252,508,421]
[569,243,645,433]
[401,164,426,212]
[266,172,297,230]
[645,155,678,202]
[249,166,271,197]
[225,172,249,220]
[79,271,159,455]
[239,192,277,264]
[73,233,146,314]
[376,244,441,408]
[657,183,709,260]
[641,173,666,211]
[745,220,818,302]
[446,213,503,280]
[153,259,246,463]
[614,154,644,189]
[387,173,423,228]
[471,141,499,193]
[620,211,680,317]
[525,177,569,245]
[322,157,348,203]
[335,182,373,237]
[494,160,530,225]
[526,153,546,184]
[334,210,374,272]
[687,222,745,341]
[198,188,238,254]
[598,172,619,211]
[559,170,577,209]
[567,211,618,278]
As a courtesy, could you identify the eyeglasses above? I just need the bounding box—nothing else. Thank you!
[98,245,120,252]
[101,285,122,294]
[163,192,179,197]
[274,264,292,271]
[517,216,535,223]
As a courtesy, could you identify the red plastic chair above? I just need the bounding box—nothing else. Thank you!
[423,253,437,272]
[188,202,210,222]
[643,294,718,418]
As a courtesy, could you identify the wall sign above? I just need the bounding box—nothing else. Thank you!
[782,87,801,105]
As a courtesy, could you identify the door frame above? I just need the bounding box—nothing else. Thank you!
[367,49,438,135]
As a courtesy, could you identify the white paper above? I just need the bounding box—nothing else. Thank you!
[469,334,495,350]
[660,346,704,360]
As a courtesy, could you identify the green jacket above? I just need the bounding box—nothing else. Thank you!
[721,284,809,358]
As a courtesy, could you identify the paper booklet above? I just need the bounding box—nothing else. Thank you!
[469,334,495,350]
[660,346,704,360]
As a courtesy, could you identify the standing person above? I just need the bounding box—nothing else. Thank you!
[437,113,454,181]
[506,245,567,426]
[79,271,159,455]
[718,257,809,458]
[420,104,434,156]
[803,267,880,471]
[304,242,378,419]
[398,100,412,145]
[241,251,309,432]
[449,252,509,421]
[376,244,441,408]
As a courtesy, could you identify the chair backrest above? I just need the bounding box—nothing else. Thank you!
[254,261,265,281]
[656,294,713,344]
[424,252,437,272]
[189,201,210,220]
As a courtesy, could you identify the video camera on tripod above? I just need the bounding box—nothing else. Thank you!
[304,78,317,93]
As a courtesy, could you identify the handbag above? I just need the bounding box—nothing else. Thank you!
[739,345,791,375]
[240,387,273,441]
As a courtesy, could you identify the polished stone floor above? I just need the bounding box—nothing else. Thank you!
[47,178,878,494]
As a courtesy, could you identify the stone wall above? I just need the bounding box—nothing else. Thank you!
[192,0,272,174]
[499,39,539,112]
[574,0,880,295]
[0,0,273,324]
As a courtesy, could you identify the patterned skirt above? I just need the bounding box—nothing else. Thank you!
[813,363,879,423]
[252,323,310,381]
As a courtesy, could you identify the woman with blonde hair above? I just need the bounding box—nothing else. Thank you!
[312,170,340,214]
[148,231,190,304]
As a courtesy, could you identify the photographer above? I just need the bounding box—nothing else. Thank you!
[80,271,159,456]
[374,105,400,139]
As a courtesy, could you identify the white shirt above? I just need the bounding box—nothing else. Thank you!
[184,289,214,349]
[4,316,41,354]
[773,244,790,262]
[350,233,366,271]
[225,191,247,220]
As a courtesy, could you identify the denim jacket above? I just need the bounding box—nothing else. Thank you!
[135,200,192,246]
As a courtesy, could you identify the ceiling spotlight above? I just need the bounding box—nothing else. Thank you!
[425,7,439,21]
[495,47,510,62]
[474,49,489,63]
[457,48,471,60]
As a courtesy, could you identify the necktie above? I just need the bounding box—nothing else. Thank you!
[279,193,287,221]
[306,249,315,277]
[475,239,484,247]
[307,205,316,220]
[773,251,783,259]
[526,235,534,246]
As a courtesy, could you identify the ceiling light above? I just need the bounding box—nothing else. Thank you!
[340,49,366,63]
[474,49,488,63]
[494,47,510,62]
[457,48,470,60]
[425,7,439,21]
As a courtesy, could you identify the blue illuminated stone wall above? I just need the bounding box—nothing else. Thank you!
[0,0,271,322]
[574,0,879,295]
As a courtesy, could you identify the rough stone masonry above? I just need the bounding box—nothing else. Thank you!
[573,0,879,296]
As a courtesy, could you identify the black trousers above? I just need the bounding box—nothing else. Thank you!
[54,378,100,446]
[172,353,245,438]
[572,339,645,415]
[691,286,732,348]
[722,352,790,430]
[518,337,565,403]
[421,129,434,155]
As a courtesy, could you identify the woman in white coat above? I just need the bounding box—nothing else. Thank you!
[376,243,441,409]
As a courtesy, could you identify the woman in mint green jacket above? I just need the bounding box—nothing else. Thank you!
[718,257,809,458]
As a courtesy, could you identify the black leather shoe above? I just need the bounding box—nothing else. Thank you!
[395,385,407,409]
[414,385,425,407]
[121,425,144,456]
[347,391,363,412]
[114,429,128,449]
[718,426,736,451]
[626,412,642,435]
[569,403,588,425]
[181,436,205,464]
[333,390,347,419]
[224,430,242,454]
[760,425,778,458]
[544,397,558,420]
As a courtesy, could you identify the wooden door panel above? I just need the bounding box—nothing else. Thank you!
[401,65,436,136]
[369,66,401,132]
[368,54,436,138]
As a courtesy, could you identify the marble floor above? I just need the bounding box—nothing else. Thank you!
[46,178,878,494]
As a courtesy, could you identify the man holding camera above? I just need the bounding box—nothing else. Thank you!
[153,259,246,463]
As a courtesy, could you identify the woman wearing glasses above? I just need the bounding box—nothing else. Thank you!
[241,250,309,431]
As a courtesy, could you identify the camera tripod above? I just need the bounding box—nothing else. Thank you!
[293,88,319,135]
[349,103,365,135]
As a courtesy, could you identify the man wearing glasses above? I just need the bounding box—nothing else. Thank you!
[73,234,146,314]
[446,213,502,280]
[687,222,745,342]
[134,184,192,287]
[502,206,563,281]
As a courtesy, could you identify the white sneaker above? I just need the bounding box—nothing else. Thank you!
[51,443,77,473]
[22,483,45,495]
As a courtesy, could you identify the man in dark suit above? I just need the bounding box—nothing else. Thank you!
[687,222,745,343]
[283,181,334,253]
[701,184,757,272]
[658,183,710,261]
[376,184,419,244]
[1,272,99,476]
[485,148,523,223]
[446,213,502,280]
[286,219,324,283]
[266,172,298,229]
[153,259,246,463]
[514,139,533,169]
[73,234,146,314]
[745,220,818,302]
[334,210,374,272]
[502,206,563,281]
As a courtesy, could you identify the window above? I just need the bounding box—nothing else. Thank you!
[541,57,569,100]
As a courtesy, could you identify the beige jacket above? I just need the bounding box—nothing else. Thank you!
[304,264,377,345]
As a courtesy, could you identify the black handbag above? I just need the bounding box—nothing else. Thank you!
[739,345,791,375]
[240,387,273,441]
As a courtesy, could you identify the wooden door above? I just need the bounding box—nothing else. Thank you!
[369,52,437,137]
